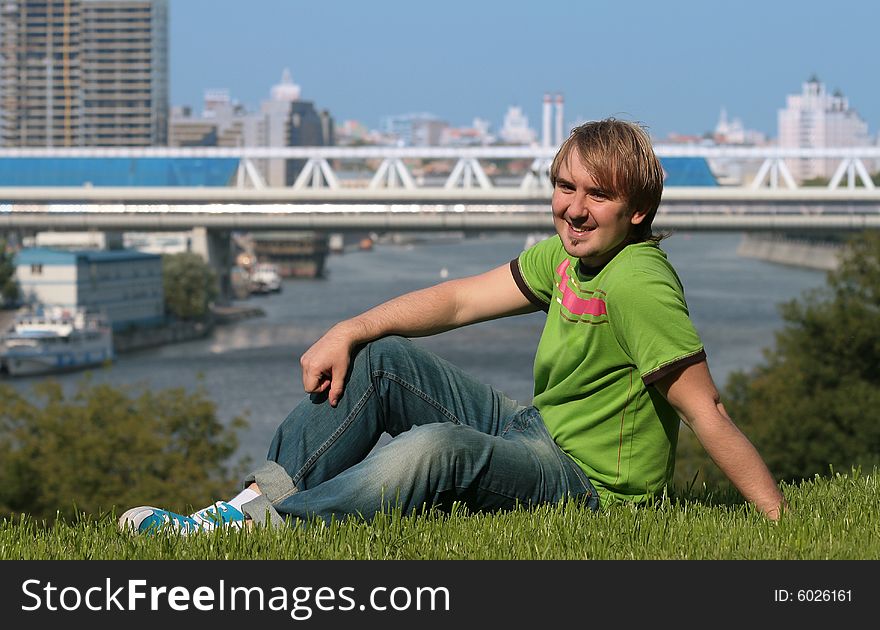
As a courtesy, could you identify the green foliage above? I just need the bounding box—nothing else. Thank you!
[162,252,218,320]
[0,238,19,305]
[1,468,877,559]
[718,231,880,482]
[0,378,249,521]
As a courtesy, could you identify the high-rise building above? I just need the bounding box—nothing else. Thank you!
[0,0,168,147]
[168,70,335,186]
[0,0,84,146]
[778,76,870,181]
[258,69,333,185]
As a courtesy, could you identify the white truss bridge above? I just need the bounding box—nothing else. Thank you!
[1,145,880,232]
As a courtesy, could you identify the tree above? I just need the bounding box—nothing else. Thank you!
[0,238,19,306]
[801,176,831,187]
[707,231,880,483]
[162,252,218,320]
[0,378,249,521]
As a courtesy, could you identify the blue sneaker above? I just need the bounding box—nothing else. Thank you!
[118,501,247,535]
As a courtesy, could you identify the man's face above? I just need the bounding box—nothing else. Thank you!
[551,151,646,268]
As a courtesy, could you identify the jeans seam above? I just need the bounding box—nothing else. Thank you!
[286,382,376,496]
[500,408,529,437]
[563,453,592,495]
[372,369,461,425]
[555,444,591,495]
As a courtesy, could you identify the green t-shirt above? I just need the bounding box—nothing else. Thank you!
[512,236,705,505]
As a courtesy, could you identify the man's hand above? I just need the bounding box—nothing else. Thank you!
[300,322,361,407]
[297,263,537,408]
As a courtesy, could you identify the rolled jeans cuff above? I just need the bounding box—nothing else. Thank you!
[241,460,297,527]
[240,494,284,527]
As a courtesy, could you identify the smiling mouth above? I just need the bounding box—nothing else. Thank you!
[568,223,595,235]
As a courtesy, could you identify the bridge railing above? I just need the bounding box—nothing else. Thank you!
[1,146,879,192]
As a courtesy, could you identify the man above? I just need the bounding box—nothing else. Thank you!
[120,119,785,534]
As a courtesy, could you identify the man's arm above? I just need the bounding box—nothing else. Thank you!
[653,360,786,520]
[300,263,538,406]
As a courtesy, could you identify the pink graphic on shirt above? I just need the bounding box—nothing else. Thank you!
[555,259,607,317]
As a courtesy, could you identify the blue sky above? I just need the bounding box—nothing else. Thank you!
[169,0,878,139]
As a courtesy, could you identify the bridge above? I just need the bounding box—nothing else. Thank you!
[1,145,879,233]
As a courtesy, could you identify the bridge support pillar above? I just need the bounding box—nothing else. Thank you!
[190,227,233,304]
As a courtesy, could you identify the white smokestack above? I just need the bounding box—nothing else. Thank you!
[554,93,564,146]
[542,93,552,148]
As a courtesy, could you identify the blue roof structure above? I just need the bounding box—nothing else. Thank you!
[0,158,239,187]
[15,247,161,266]
[0,155,717,187]
[659,157,718,186]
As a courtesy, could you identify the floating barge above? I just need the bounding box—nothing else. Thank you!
[248,231,329,278]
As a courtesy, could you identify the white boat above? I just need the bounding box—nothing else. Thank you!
[249,263,282,294]
[0,306,114,376]
[328,233,345,254]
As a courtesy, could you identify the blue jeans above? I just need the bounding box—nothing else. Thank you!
[240,336,598,526]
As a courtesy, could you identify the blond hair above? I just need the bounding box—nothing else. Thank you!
[550,118,665,242]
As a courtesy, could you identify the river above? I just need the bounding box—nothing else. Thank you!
[3,231,828,465]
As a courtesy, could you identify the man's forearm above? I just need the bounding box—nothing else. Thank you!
[657,363,786,520]
[693,415,785,519]
[332,263,535,346]
[301,264,532,407]
[300,281,463,405]
[341,281,463,345]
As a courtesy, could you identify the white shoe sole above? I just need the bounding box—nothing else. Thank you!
[117,506,161,532]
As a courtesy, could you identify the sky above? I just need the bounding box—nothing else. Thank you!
[169,0,880,140]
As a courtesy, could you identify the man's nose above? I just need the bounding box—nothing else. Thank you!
[566,191,590,219]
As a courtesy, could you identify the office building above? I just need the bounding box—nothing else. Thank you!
[253,69,333,185]
[778,76,870,181]
[169,70,334,186]
[0,0,168,147]
[15,247,165,330]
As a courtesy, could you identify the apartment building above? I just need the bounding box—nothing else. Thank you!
[778,76,870,181]
[0,0,168,147]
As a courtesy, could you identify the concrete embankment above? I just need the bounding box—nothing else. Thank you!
[211,304,266,324]
[736,233,842,271]
[113,319,214,353]
[113,305,265,353]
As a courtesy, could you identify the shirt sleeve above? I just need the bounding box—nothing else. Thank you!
[607,266,705,384]
[510,235,563,312]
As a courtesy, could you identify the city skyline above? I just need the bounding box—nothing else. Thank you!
[169,0,879,139]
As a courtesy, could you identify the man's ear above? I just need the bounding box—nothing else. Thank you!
[629,208,648,225]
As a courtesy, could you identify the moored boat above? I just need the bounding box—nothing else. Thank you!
[0,306,114,376]
[249,263,283,294]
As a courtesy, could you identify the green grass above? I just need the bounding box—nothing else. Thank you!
[2,469,878,560]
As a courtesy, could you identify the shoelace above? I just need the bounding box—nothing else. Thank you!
[192,502,242,529]
[158,511,199,533]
